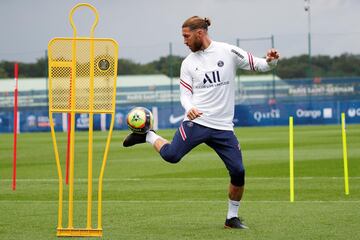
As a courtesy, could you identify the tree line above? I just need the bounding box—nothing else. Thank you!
[0,53,359,79]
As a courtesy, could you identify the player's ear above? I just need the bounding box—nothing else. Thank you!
[196,29,204,38]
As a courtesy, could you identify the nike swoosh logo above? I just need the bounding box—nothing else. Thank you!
[169,114,185,124]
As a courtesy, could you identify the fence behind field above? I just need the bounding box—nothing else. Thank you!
[0,76,360,132]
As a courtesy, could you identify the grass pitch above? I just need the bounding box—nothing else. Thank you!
[0,124,359,239]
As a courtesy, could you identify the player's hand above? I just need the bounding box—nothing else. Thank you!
[266,48,280,62]
[187,107,203,120]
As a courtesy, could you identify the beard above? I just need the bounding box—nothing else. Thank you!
[189,39,203,52]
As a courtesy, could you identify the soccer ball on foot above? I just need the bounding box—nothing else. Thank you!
[126,107,153,134]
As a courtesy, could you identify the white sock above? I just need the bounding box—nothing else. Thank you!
[227,199,240,219]
[146,131,161,145]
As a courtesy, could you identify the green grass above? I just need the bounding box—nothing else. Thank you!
[0,124,359,240]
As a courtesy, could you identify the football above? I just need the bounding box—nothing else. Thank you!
[126,107,153,134]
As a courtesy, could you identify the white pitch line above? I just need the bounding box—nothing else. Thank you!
[0,176,360,182]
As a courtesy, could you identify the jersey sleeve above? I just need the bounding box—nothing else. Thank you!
[179,60,194,112]
[229,45,278,72]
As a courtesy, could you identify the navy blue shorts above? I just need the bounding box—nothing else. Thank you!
[160,121,244,180]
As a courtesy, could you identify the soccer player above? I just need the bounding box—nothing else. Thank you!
[123,16,279,229]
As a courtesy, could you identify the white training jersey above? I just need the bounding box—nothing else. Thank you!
[180,41,277,131]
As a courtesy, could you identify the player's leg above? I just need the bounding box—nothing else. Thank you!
[228,183,244,201]
[205,129,247,229]
[123,121,208,163]
[123,128,170,150]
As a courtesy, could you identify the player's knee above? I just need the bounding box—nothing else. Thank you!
[230,169,245,187]
[159,144,182,164]
[162,153,182,163]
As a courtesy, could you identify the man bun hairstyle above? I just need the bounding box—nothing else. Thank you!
[182,16,211,31]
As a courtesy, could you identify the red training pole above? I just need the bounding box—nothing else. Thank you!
[12,63,18,191]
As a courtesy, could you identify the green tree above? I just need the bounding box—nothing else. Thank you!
[2,53,360,79]
[118,59,158,75]
[0,61,15,78]
[147,55,183,77]
[0,67,8,78]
